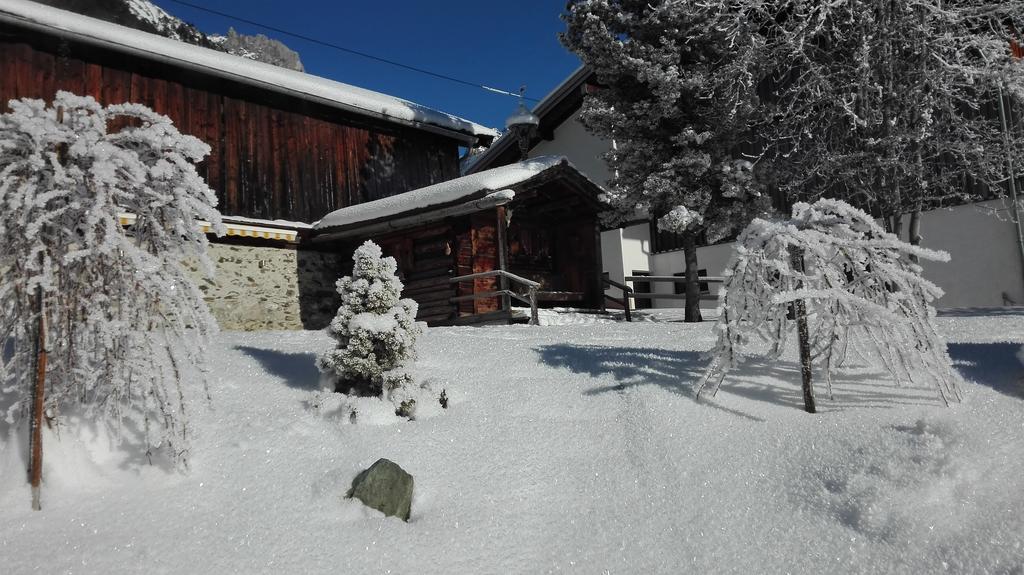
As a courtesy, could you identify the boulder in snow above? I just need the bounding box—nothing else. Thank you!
[346,459,414,521]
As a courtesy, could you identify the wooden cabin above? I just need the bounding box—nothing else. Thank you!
[312,156,607,325]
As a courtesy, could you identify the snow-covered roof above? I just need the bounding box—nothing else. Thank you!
[0,0,497,145]
[315,155,573,232]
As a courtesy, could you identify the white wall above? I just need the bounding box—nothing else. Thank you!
[647,199,1024,310]
[648,242,733,310]
[600,228,624,292]
[600,223,651,307]
[530,110,613,185]
[914,199,1024,308]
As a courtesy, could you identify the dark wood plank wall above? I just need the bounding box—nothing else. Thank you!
[0,33,461,223]
[375,224,459,325]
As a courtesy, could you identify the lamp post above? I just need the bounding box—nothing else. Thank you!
[505,86,539,161]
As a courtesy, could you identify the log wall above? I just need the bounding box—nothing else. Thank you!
[376,225,459,325]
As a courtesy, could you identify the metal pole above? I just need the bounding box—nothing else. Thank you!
[998,84,1024,285]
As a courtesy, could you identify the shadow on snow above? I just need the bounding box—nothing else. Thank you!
[535,343,947,415]
[234,346,321,391]
[948,342,1024,399]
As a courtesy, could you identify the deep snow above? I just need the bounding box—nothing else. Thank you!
[1,311,1023,574]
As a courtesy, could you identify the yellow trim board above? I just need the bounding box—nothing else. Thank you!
[118,213,299,242]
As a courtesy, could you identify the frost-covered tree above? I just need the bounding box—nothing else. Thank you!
[711,0,1024,241]
[317,241,421,397]
[697,199,961,413]
[0,91,224,506]
[562,0,770,321]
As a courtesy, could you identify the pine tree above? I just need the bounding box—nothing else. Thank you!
[317,241,421,397]
[0,92,224,506]
[697,199,962,412]
[561,0,770,322]
[710,0,1024,240]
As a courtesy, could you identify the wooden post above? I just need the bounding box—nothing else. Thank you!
[529,286,539,326]
[495,206,511,313]
[593,222,603,311]
[789,245,816,414]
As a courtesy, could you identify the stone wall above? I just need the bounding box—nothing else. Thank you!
[185,243,343,331]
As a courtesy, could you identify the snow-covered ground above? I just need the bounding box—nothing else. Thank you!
[2,311,1023,574]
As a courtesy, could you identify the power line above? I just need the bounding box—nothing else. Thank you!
[163,0,540,102]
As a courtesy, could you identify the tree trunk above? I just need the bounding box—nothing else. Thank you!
[29,106,64,511]
[29,286,46,511]
[908,208,922,263]
[788,245,816,414]
[682,233,703,323]
[889,213,903,241]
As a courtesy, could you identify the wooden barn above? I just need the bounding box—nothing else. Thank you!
[312,156,607,325]
[0,0,607,328]
[0,0,495,221]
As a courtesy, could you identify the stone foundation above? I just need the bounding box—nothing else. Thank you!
[185,243,343,331]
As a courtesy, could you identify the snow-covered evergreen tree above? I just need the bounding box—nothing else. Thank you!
[697,199,961,412]
[0,92,224,469]
[317,241,421,397]
[709,0,1024,240]
[562,0,770,322]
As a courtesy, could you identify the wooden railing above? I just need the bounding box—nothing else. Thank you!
[601,274,726,321]
[601,272,633,322]
[623,275,725,302]
[450,270,541,325]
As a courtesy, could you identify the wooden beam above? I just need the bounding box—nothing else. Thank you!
[496,205,510,312]
[594,219,604,311]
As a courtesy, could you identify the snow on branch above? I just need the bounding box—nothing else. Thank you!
[317,240,421,400]
[697,198,962,408]
[0,91,223,466]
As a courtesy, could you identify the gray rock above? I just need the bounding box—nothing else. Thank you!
[346,459,414,521]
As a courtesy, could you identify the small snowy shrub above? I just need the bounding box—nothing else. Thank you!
[0,91,224,464]
[698,199,961,411]
[317,240,421,397]
[394,398,416,419]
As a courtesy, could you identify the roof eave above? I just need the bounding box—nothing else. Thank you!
[312,190,514,242]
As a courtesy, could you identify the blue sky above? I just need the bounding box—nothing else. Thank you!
[154,1,582,131]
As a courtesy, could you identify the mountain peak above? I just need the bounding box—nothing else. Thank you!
[37,0,305,71]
